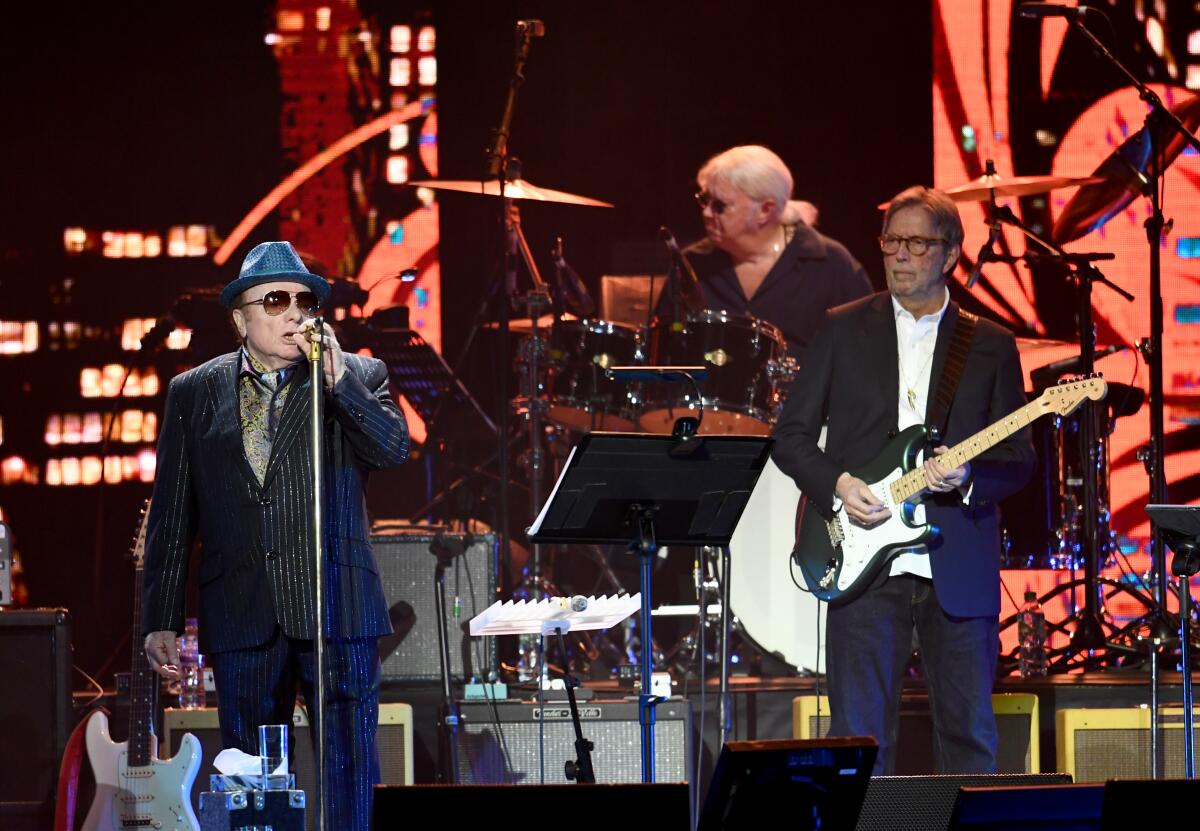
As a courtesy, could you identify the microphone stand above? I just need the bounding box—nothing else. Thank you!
[1064,10,1200,778]
[431,534,466,783]
[553,625,596,784]
[307,324,328,831]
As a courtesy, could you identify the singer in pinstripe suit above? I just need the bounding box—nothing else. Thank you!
[142,241,409,830]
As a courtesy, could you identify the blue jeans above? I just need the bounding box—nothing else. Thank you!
[825,573,998,774]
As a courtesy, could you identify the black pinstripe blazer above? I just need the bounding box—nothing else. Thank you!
[141,351,410,653]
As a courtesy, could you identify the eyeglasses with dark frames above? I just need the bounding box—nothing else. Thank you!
[238,289,322,318]
[694,190,730,215]
[878,235,946,256]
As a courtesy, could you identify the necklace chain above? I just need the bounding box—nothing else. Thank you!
[897,335,934,411]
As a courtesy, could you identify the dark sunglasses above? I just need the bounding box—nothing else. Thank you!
[694,190,730,215]
[238,290,321,317]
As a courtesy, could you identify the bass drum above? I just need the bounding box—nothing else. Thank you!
[726,456,826,673]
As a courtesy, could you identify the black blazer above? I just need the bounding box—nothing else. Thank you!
[772,291,1035,618]
[142,351,410,653]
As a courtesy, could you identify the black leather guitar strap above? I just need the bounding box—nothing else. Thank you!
[925,307,978,442]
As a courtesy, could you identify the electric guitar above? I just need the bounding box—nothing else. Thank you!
[791,376,1107,606]
[82,501,202,831]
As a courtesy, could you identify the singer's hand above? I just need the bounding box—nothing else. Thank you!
[292,319,347,387]
[145,630,180,680]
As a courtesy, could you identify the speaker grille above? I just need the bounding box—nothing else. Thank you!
[371,531,497,683]
[855,773,1070,831]
[1073,725,1200,781]
[453,699,691,785]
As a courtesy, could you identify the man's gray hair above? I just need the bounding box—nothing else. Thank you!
[882,185,964,249]
[698,145,793,220]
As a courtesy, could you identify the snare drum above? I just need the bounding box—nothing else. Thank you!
[544,318,643,432]
[640,310,788,435]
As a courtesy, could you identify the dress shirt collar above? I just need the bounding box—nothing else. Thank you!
[891,287,950,327]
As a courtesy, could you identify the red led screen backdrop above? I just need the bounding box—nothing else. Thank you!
[934,0,1200,648]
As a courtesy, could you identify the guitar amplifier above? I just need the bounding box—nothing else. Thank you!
[0,608,71,831]
[164,702,413,831]
[450,697,692,784]
[792,693,1040,774]
[370,529,497,683]
[1056,706,1200,781]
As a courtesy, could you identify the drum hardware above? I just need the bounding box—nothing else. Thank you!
[1030,14,1200,773]
[640,311,788,436]
[964,170,1138,667]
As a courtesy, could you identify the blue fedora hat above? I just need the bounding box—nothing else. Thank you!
[220,241,331,309]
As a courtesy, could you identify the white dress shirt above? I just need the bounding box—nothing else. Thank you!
[888,289,950,579]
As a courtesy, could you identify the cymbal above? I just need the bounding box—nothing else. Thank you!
[482,313,578,332]
[941,173,1104,203]
[408,178,613,208]
[1053,94,1200,244]
[877,174,1102,209]
[1015,336,1073,352]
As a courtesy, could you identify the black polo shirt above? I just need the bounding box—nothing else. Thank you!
[675,221,874,366]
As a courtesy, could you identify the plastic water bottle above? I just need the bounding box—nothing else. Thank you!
[1018,591,1048,678]
[178,618,206,709]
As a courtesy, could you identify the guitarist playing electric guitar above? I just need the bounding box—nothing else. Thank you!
[773,186,1037,777]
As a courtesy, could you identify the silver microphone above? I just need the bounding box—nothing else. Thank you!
[570,595,588,612]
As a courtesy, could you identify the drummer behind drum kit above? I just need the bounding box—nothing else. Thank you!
[411,151,1150,678]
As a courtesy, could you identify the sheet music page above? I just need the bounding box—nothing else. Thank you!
[527,443,577,537]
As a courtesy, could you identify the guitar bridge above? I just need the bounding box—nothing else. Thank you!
[826,515,844,546]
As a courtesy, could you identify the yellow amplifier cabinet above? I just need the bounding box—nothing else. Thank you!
[1055,706,1200,782]
[793,693,1039,773]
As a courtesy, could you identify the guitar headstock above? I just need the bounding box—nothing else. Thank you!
[1037,374,1108,416]
[130,498,151,569]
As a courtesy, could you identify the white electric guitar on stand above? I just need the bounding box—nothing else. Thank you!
[82,501,202,831]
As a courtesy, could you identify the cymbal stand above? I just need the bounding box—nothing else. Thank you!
[504,185,556,682]
[984,204,1134,658]
[1064,11,1200,776]
[483,18,544,616]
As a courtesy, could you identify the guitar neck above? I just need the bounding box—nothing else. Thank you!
[127,560,159,768]
[891,398,1042,503]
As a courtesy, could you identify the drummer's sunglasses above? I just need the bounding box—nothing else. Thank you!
[694,190,729,215]
[238,290,322,318]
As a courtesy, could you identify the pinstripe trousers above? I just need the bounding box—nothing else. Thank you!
[210,628,381,830]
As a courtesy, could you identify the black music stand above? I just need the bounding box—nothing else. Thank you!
[1145,504,1200,779]
[369,326,496,440]
[529,432,772,783]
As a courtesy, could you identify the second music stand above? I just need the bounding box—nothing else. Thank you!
[529,431,772,783]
